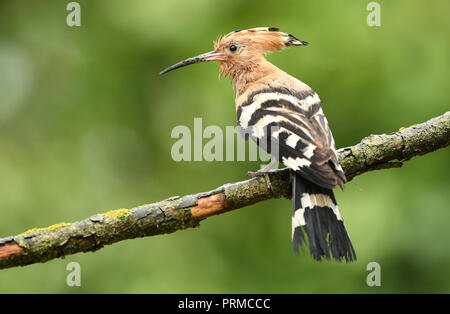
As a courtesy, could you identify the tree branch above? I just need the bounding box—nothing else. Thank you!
[0,112,449,270]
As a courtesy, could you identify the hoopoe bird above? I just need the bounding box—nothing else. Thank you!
[160,27,356,262]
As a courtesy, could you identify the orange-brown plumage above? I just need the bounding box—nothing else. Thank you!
[160,27,355,262]
[212,28,307,95]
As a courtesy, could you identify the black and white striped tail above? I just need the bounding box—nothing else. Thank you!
[292,172,356,262]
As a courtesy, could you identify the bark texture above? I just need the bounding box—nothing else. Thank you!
[0,112,448,270]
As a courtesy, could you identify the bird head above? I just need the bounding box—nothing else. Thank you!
[159,27,307,78]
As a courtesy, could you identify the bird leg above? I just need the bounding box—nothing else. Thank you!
[247,158,279,194]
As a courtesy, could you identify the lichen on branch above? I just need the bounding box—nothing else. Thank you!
[0,111,448,270]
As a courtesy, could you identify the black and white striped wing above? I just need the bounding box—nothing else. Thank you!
[237,87,346,190]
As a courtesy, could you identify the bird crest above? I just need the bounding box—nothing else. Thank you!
[159,27,308,86]
[214,27,308,52]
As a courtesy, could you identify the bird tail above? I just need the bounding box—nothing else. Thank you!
[291,172,356,262]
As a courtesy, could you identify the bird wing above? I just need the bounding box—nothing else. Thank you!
[237,87,346,189]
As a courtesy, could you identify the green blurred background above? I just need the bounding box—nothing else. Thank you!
[0,0,449,293]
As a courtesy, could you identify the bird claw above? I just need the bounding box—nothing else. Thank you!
[247,171,275,195]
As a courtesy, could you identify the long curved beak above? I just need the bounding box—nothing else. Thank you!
[159,51,225,75]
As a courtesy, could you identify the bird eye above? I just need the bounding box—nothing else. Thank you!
[229,44,237,52]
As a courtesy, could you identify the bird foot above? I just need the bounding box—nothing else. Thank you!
[247,170,275,195]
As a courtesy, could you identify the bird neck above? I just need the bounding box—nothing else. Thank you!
[221,57,281,96]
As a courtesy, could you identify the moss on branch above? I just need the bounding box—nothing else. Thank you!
[0,111,448,270]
